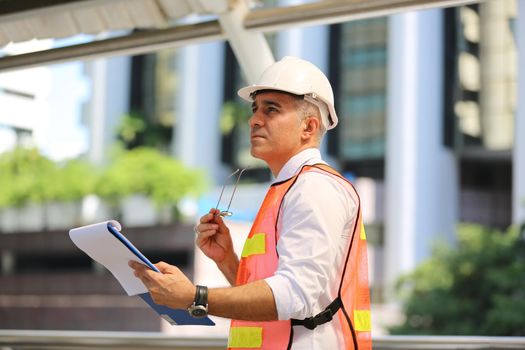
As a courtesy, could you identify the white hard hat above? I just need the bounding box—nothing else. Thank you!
[238,56,339,130]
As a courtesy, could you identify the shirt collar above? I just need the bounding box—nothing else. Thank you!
[274,148,324,183]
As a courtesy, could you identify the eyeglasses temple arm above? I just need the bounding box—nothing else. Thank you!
[225,168,248,213]
[214,168,240,212]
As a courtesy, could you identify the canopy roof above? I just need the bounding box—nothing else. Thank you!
[0,0,480,80]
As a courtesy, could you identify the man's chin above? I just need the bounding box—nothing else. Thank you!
[250,148,265,161]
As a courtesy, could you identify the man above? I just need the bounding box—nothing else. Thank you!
[130,56,371,349]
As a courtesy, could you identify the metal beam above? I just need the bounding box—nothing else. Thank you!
[0,331,525,350]
[0,0,482,72]
[245,0,483,32]
[0,21,223,72]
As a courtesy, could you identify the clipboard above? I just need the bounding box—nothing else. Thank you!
[69,220,215,326]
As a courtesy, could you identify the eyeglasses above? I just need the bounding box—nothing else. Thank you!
[215,168,248,217]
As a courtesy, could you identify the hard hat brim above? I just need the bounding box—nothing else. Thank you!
[238,84,305,102]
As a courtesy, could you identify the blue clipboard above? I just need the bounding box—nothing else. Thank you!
[106,223,215,326]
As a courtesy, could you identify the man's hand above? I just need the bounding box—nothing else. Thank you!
[129,261,195,309]
[195,209,235,264]
[195,208,239,285]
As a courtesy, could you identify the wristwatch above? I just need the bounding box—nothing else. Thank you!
[188,285,208,318]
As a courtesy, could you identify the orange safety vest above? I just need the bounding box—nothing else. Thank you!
[227,164,372,350]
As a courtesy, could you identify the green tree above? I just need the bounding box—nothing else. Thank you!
[391,224,525,336]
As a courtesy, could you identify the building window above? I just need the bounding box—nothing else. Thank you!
[444,1,517,153]
[127,49,178,151]
[444,1,516,229]
[330,18,388,178]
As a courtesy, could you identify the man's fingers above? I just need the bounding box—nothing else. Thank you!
[199,211,216,224]
[155,261,170,269]
[196,230,219,246]
[129,260,148,272]
[196,223,219,233]
[195,211,229,243]
[155,261,180,274]
[213,213,230,233]
[198,229,217,237]
[215,214,226,226]
[129,261,157,281]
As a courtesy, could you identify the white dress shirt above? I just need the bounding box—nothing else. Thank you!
[265,148,358,349]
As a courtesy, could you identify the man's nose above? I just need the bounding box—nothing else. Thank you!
[249,112,261,128]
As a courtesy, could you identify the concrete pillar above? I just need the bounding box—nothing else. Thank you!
[174,41,227,182]
[515,1,525,225]
[86,56,131,165]
[384,9,458,297]
[479,0,516,150]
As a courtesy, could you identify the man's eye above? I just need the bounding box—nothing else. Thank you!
[267,107,278,113]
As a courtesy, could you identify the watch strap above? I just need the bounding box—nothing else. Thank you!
[194,285,208,306]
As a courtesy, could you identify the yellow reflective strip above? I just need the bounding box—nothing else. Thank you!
[360,223,367,240]
[241,233,266,258]
[354,310,371,332]
[228,326,263,348]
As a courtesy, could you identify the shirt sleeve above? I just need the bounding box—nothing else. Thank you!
[265,171,357,320]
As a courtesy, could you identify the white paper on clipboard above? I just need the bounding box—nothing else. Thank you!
[69,220,149,296]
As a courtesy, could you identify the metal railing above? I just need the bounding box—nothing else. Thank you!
[1,330,525,350]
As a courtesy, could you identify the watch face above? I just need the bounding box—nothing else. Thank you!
[189,305,208,318]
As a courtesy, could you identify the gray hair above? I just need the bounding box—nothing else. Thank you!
[295,98,327,142]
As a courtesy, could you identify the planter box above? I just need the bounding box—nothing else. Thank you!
[18,203,45,232]
[0,204,46,233]
[0,194,175,233]
[46,201,82,230]
[0,208,18,233]
[81,195,113,224]
[121,194,158,227]
[121,195,173,227]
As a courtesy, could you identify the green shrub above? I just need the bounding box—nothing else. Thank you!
[0,146,205,223]
[390,224,525,336]
[48,160,97,202]
[0,148,57,207]
[95,147,205,206]
[0,148,97,207]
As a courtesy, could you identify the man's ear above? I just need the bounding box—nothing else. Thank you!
[304,120,312,132]
[302,117,320,137]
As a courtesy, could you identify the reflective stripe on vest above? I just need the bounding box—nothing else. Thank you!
[241,233,266,258]
[228,164,371,350]
[228,326,263,348]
